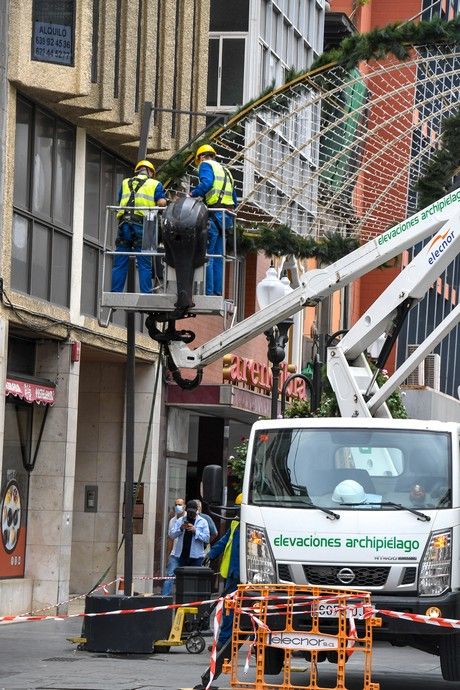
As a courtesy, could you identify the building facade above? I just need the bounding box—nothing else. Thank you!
[0,0,210,613]
[331,0,460,404]
[158,0,328,572]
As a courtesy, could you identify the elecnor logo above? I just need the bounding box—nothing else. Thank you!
[427,228,455,265]
[267,632,342,650]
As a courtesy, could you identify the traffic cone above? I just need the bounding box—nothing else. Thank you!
[117,576,125,595]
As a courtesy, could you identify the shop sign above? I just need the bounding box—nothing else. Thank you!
[222,353,306,399]
[5,378,55,405]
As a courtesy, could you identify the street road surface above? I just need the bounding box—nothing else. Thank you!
[0,617,458,689]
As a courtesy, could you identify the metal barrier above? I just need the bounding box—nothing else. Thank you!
[221,583,381,690]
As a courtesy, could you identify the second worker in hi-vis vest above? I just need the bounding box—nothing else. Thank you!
[190,145,238,296]
[111,160,167,294]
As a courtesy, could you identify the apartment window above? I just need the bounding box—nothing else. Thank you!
[12,96,74,306]
[209,0,249,31]
[82,140,130,318]
[207,37,245,108]
[32,0,75,66]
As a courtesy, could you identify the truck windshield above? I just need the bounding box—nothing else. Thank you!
[249,428,451,510]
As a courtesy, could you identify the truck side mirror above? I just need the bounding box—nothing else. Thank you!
[201,465,223,505]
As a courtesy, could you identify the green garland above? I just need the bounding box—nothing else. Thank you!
[233,224,359,263]
[158,17,460,188]
[312,16,460,72]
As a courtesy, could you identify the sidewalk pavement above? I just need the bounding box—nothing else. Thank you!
[0,597,217,690]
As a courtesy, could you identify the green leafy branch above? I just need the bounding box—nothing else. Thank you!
[312,16,460,72]
[232,225,359,261]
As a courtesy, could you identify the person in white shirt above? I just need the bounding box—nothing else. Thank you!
[169,500,210,566]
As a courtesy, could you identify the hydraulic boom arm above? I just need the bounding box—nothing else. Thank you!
[161,191,460,416]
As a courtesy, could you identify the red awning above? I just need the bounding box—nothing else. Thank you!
[5,378,55,405]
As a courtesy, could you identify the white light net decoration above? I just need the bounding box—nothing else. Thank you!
[185,45,460,243]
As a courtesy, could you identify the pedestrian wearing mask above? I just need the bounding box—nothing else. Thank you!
[169,500,210,567]
[161,498,185,596]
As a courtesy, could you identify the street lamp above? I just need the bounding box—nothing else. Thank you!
[280,373,313,417]
[257,265,294,419]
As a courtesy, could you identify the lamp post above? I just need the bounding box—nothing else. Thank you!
[281,373,313,417]
[257,266,294,419]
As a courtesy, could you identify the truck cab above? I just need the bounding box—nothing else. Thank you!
[240,417,459,680]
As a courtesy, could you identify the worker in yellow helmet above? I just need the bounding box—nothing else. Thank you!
[190,144,238,296]
[206,493,242,651]
[111,160,167,293]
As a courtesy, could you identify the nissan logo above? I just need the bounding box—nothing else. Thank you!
[337,567,356,585]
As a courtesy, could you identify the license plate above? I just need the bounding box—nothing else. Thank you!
[312,602,365,619]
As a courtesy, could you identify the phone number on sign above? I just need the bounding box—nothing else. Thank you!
[312,602,365,619]
[35,36,71,49]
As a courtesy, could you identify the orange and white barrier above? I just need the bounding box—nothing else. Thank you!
[373,608,460,630]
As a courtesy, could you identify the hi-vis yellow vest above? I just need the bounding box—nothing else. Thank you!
[201,160,234,208]
[220,519,239,578]
[116,174,160,218]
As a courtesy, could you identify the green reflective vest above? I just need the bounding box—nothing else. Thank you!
[116,174,160,218]
[201,160,235,208]
[220,519,239,578]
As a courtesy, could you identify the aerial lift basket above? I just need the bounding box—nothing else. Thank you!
[222,583,381,690]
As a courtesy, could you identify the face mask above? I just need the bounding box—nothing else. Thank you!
[175,505,183,514]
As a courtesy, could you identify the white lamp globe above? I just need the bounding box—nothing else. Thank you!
[280,272,293,296]
[256,265,285,309]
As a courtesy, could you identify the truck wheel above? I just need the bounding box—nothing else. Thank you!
[263,647,284,674]
[440,634,460,681]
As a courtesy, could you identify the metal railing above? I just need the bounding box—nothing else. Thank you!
[98,204,240,326]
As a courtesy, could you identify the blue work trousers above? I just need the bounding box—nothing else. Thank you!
[218,576,239,645]
[111,222,152,294]
[206,211,234,296]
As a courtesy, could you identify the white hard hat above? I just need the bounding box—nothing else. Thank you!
[332,479,366,505]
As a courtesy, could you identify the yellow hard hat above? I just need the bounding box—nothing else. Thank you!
[135,159,155,174]
[195,144,216,166]
[235,493,243,505]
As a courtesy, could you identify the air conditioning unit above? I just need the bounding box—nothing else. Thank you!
[404,345,441,391]
[425,352,441,390]
[405,345,425,386]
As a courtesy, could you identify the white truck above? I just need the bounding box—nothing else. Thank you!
[154,189,460,681]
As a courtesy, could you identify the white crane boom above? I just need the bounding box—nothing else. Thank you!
[168,191,460,403]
